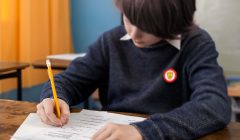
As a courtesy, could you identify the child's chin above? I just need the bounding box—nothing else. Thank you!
[134,43,146,48]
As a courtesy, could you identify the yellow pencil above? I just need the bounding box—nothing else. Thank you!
[46,59,62,125]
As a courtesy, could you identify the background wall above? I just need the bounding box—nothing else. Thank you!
[70,0,121,53]
[195,0,240,76]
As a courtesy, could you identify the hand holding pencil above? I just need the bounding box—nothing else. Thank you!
[36,60,70,127]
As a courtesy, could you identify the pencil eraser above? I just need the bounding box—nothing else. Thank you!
[46,59,51,67]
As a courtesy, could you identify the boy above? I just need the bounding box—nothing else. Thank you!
[37,0,231,139]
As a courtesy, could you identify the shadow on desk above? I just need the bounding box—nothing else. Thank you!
[0,99,240,140]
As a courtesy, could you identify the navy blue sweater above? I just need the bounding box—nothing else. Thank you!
[41,26,231,139]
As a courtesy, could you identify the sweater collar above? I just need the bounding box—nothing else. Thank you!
[120,34,181,50]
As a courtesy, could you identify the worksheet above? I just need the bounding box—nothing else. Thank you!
[11,109,145,140]
[46,53,86,61]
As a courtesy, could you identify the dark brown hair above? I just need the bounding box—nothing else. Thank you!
[115,0,196,39]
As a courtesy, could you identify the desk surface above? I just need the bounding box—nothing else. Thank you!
[0,62,29,73]
[0,99,240,140]
[228,84,240,97]
[32,59,70,70]
[0,100,36,140]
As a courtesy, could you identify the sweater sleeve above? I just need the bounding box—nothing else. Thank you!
[131,40,231,139]
[40,35,109,105]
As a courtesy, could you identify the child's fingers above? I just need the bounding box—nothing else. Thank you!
[42,98,62,126]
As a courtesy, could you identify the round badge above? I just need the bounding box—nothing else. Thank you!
[163,68,177,83]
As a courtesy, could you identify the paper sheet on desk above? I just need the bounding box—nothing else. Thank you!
[47,53,86,61]
[11,109,145,140]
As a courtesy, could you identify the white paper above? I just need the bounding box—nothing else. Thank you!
[11,109,145,140]
[46,53,86,61]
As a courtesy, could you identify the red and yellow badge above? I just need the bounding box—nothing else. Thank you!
[163,68,177,83]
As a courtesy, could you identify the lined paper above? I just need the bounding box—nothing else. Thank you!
[11,109,145,140]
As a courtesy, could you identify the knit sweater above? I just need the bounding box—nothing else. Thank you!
[40,26,231,139]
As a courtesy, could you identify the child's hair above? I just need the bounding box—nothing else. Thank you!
[115,0,196,39]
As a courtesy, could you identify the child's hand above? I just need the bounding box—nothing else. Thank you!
[36,98,70,126]
[91,123,143,140]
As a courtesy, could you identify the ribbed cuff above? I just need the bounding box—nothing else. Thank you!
[130,119,164,140]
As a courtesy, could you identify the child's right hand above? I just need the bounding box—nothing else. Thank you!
[36,98,70,126]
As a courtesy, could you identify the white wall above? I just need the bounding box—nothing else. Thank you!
[195,0,240,75]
